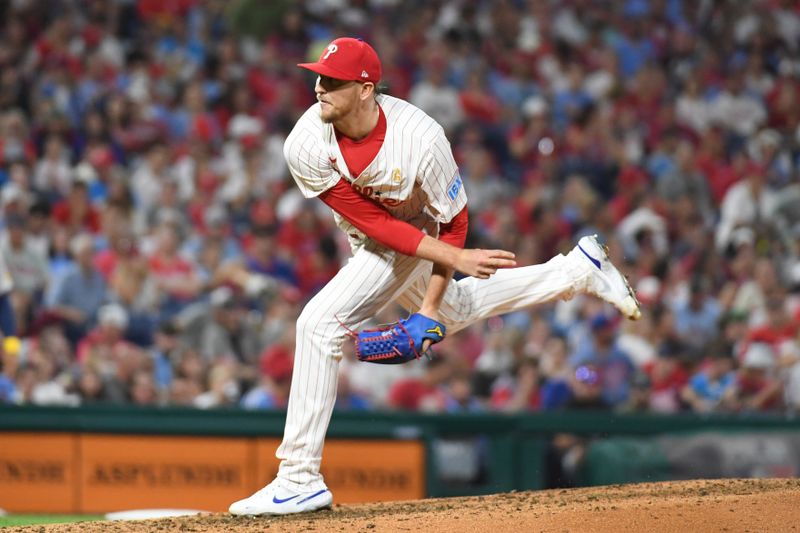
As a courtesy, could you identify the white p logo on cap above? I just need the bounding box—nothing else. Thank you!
[323,44,338,60]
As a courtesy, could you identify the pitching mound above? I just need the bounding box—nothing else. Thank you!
[8,478,800,532]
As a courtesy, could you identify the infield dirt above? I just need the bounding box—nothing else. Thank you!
[6,478,800,532]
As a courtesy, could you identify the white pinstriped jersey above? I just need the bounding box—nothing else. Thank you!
[283,94,468,250]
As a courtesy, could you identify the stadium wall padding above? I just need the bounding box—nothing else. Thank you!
[1,405,799,512]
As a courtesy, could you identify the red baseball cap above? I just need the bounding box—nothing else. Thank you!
[298,37,382,83]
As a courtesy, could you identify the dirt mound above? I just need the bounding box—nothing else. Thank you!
[8,478,800,533]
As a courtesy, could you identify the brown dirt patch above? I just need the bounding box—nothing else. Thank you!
[7,478,800,533]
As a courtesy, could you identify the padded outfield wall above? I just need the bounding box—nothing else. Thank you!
[1,405,799,513]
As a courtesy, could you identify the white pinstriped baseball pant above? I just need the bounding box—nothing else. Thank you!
[275,240,590,491]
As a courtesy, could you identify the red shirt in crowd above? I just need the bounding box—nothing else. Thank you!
[388,378,448,411]
[147,254,196,300]
[51,199,101,234]
[643,359,689,412]
[737,372,781,411]
[489,384,541,411]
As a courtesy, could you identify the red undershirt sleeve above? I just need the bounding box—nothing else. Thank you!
[438,206,468,248]
[318,179,426,256]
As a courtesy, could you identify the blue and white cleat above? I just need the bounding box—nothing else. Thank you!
[574,234,642,320]
[229,480,333,516]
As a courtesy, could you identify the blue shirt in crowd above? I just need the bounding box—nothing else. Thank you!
[687,371,736,405]
[672,298,721,349]
[571,343,635,407]
[52,266,107,323]
[0,374,16,403]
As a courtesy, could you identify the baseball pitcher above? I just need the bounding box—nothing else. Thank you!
[230,37,640,516]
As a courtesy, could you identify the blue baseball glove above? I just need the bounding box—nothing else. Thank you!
[353,313,446,364]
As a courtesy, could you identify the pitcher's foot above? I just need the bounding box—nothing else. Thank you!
[573,234,641,320]
[229,480,333,516]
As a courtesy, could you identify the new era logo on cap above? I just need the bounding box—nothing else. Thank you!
[297,37,382,83]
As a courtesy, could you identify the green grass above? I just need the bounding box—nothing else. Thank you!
[0,515,103,528]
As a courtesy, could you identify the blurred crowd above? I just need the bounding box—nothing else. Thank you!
[0,0,799,416]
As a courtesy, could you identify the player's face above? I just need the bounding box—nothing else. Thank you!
[315,75,362,123]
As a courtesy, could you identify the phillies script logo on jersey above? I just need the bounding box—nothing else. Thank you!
[351,180,405,207]
[330,157,408,207]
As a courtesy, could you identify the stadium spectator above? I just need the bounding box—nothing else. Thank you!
[146,220,202,320]
[681,347,738,413]
[642,340,690,413]
[241,340,294,410]
[409,57,464,135]
[569,314,635,408]
[388,357,453,412]
[76,303,135,376]
[32,135,71,200]
[507,96,555,176]
[619,371,653,413]
[25,199,52,261]
[51,179,101,235]
[193,361,240,409]
[171,348,207,406]
[735,342,782,412]
[715,166,778,251]
[334,372,371,411]
[148,320,182,401]
[490,357,541,412]
[181,203,242,264]
[129,369,158,406]
[670,277,722,352]
[742,295,798,356]
[75,367,110,404]
[184,286,262,365]
[48,233,107,345]
[238,224,297,288]
[709,70,767,139]
[2,213,48,334]
[130,142,173,219]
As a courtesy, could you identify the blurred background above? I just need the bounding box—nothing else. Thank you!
[0,0,800,514]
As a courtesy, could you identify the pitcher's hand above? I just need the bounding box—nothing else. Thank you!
[454,249,516,279]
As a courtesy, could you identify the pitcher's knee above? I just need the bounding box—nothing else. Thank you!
[296,305,346,355]
[296,305,324,339]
